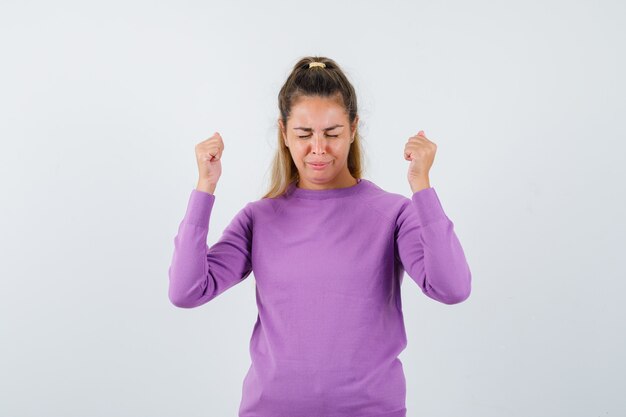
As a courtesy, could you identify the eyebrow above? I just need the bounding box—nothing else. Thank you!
[292,124,344,132]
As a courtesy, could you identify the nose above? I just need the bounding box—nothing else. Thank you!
[311,134,327,154]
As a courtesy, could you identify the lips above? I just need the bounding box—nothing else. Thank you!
[308,161,329,170]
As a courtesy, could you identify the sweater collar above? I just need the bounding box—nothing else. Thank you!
[286,178,367,200]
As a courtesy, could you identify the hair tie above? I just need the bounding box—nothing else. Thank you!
[308,62,326,68]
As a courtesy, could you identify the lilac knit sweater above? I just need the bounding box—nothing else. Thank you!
[168,178,472,417]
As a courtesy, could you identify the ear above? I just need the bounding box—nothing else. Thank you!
[278,118,288,147]
[351,115,359,142]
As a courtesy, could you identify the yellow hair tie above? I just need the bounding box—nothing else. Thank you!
[308,62,326,68]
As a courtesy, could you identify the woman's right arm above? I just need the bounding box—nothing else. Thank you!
[167,132,253,308]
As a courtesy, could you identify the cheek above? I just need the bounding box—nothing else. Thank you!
[333,145,351,159]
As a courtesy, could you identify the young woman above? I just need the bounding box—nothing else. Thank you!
[168,56,472,417]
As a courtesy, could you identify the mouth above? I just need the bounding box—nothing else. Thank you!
[308,162,330,169]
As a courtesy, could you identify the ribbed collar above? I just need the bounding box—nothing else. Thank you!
[286,178,368,200]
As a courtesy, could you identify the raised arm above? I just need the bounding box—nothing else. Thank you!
[394,187,472,305]
[168,189,253,308]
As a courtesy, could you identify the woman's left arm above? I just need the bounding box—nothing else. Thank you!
[396,130,472,304]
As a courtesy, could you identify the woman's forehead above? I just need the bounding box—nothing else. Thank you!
[289,103,348,126]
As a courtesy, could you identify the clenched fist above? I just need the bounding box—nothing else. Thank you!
[195,132,224,194]
[404,130,436,191]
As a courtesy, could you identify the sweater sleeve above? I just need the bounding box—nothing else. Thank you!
[168,189,254,308]
[394,187,472,305]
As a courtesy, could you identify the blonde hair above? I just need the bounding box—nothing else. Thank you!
[261,56,365,199]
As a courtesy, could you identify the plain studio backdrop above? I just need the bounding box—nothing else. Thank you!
[1,0,624,416]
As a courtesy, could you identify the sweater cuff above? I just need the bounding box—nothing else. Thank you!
[184,189,216,227]
[411,187,447,226]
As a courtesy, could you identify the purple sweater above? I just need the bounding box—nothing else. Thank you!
[168,178,471,417]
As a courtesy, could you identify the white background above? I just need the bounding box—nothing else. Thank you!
[1,0,624,416]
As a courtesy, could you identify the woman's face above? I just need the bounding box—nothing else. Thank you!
[279,95,358,189]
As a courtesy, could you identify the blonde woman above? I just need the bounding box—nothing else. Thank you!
[168,56,472,417]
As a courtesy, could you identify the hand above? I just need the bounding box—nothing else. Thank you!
[404,130,436,184]
[195,132,224,188]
